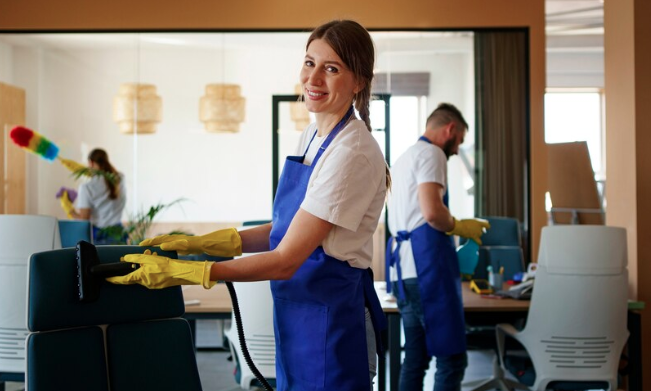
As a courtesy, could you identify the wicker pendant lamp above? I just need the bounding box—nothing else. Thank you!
[113,83,162,134]
[199,84,246,133]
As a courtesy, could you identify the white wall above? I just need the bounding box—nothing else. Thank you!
[2,32,475,225]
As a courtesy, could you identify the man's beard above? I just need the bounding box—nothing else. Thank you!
[442,138,455,159]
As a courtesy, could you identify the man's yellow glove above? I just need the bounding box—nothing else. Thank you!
[446,218,491,245]
[59,190,75,219]
[106,249,216,289]
[139,228,242,257]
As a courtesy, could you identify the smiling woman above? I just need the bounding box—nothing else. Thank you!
[107,20,390,391]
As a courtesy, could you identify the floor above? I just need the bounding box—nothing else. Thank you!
[195,340,501,391]
[1,320,509,391]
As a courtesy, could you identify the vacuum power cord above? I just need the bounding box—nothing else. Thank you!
[225,281,274,391]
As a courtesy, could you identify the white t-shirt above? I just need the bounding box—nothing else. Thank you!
[294,119,387,269]
[387,139,448,280]
[76,173,126,228]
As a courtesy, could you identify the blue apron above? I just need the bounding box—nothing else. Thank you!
[269,107,387,391]
[385,137,466,357]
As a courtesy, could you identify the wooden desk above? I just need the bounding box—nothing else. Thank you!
[377,282,529,391]
[183,282,643,391]
[183,284,232,316]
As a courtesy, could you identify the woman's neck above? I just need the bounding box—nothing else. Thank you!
[315,105,352,137]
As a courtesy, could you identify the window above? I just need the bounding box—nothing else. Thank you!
[544,89,605,178]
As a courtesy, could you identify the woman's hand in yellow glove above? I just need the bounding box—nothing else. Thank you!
[59,190,75,219]
[106,249,216,289]
[139,228,243,257]
[446,218,491,245]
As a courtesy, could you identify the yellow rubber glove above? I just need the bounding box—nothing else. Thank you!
[106,249,216,289]
[59,157,88,175]
[139,228,242,257]
[59,190,75,219]
[446,218,491,245]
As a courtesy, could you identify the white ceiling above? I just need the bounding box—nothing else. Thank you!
[546,0,603,36]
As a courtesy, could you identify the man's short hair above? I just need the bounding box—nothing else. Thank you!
[426,103,468,131]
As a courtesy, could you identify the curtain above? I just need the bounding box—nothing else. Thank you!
[474,30,528,224]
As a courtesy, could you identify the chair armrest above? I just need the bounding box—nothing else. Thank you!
[496,323,519,337]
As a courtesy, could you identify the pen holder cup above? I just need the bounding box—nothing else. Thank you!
[489,273,503,291]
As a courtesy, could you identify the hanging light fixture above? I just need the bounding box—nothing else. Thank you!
[199,33,246,133]
[290,84,310,131]
[199,84,246,133]
[113,83,162,134]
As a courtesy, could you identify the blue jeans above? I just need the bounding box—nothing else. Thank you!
[393,278,467,391]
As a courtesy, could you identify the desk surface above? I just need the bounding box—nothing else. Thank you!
[182,281,530,314]
[183,284,232,314]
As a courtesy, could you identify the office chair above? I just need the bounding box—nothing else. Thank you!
[472,216,525,280]
[58,219,92,247]
[0,215,60,390]
[496,226,629,391]
[224,281,276,389]
[25,245,203,391]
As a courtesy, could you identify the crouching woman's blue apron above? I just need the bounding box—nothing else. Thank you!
[385,138,466,357]
[269,107,386,391]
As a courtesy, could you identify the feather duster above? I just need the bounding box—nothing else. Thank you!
[9,126,59,161]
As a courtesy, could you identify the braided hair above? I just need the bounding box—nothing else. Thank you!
[88,148,120,199]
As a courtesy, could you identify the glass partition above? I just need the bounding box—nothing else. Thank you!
[0,31,477,232]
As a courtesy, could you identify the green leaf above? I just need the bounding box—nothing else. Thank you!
[71,167,119,185]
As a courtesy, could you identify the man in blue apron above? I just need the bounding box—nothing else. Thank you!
[386,103,490,391]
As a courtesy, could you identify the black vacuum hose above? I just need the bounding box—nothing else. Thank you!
[225,281,274,391]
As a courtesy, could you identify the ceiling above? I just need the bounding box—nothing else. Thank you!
[546,0,603,36]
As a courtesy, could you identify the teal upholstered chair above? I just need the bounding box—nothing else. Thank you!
[58,219,92,248]
[471,216,525,281]
[26,245,202,391]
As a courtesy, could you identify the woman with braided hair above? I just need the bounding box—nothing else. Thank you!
[111,20,388,390]
[70,148,126,244]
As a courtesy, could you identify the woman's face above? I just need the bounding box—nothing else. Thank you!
[300,39,360,117]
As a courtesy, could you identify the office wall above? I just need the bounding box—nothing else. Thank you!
[0,36,473,223]
[0,0,547,257]
[605,0,651,384]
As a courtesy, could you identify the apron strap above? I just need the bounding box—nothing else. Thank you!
[311,106,354,167]
[385,230,410,300]
[300,128,320,159]
[363,268,387,355]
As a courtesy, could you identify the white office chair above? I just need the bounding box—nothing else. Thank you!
[496,225,629,391]
[224,281,276,389]
[0,215,61,384]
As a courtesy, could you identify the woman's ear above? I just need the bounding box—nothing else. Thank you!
[353,80,365,95]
